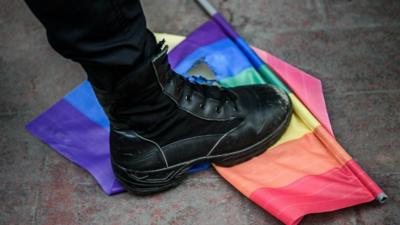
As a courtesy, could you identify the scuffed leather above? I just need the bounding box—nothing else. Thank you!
[94,46,291,172]
[209,85,291,156]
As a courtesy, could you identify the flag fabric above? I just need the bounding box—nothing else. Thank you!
[26,19,385,225]
[168,19,385,224]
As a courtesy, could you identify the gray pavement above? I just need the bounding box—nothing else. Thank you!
[1,0,399,224]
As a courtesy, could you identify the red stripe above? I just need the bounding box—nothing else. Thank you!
[249,160,375,225]
[346,160,384,197]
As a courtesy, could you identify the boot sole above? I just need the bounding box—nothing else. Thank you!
[112,103,292,195]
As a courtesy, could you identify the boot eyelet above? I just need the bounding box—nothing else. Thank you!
[199,103,204,109]
[185,95,191,101]
[215,106,221,113]
[233,107,238,112]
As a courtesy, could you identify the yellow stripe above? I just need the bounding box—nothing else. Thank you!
[289,93,320,130]
[154,33,186,52]
[272,113,311,147]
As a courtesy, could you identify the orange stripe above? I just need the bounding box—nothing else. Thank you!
[215,125,352,197]
[313,125,352,164]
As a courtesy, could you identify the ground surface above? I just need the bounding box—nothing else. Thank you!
[1,0,399,224]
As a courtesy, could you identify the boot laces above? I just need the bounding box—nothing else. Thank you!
[158,42,238,112]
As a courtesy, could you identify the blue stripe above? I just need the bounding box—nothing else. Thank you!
[173,38,254,80]
[234,38,265,69]
[64,80,110,130]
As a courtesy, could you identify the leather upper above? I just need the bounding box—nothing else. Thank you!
[94,45,291,172]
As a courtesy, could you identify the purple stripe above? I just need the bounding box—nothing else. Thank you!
[212,13,240,40]
[25,99,124,195]
[168,20,227,68]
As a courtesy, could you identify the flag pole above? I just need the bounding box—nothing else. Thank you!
[195,0,387,204]
[195,0,288,92]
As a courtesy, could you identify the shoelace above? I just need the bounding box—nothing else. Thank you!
[159,44,238,113]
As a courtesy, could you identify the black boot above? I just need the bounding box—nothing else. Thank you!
[92,42,292,195]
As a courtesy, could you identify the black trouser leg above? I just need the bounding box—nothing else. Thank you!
[24,0,156,90]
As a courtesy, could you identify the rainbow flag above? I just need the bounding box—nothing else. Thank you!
[168,18,386,224]
[26,18,386,224]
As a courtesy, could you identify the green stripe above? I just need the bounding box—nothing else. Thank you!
[258,65,289,92]
[218,68,265,87]
[218,66,290,93]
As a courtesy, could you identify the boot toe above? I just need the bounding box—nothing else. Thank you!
[234,84,292,146]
